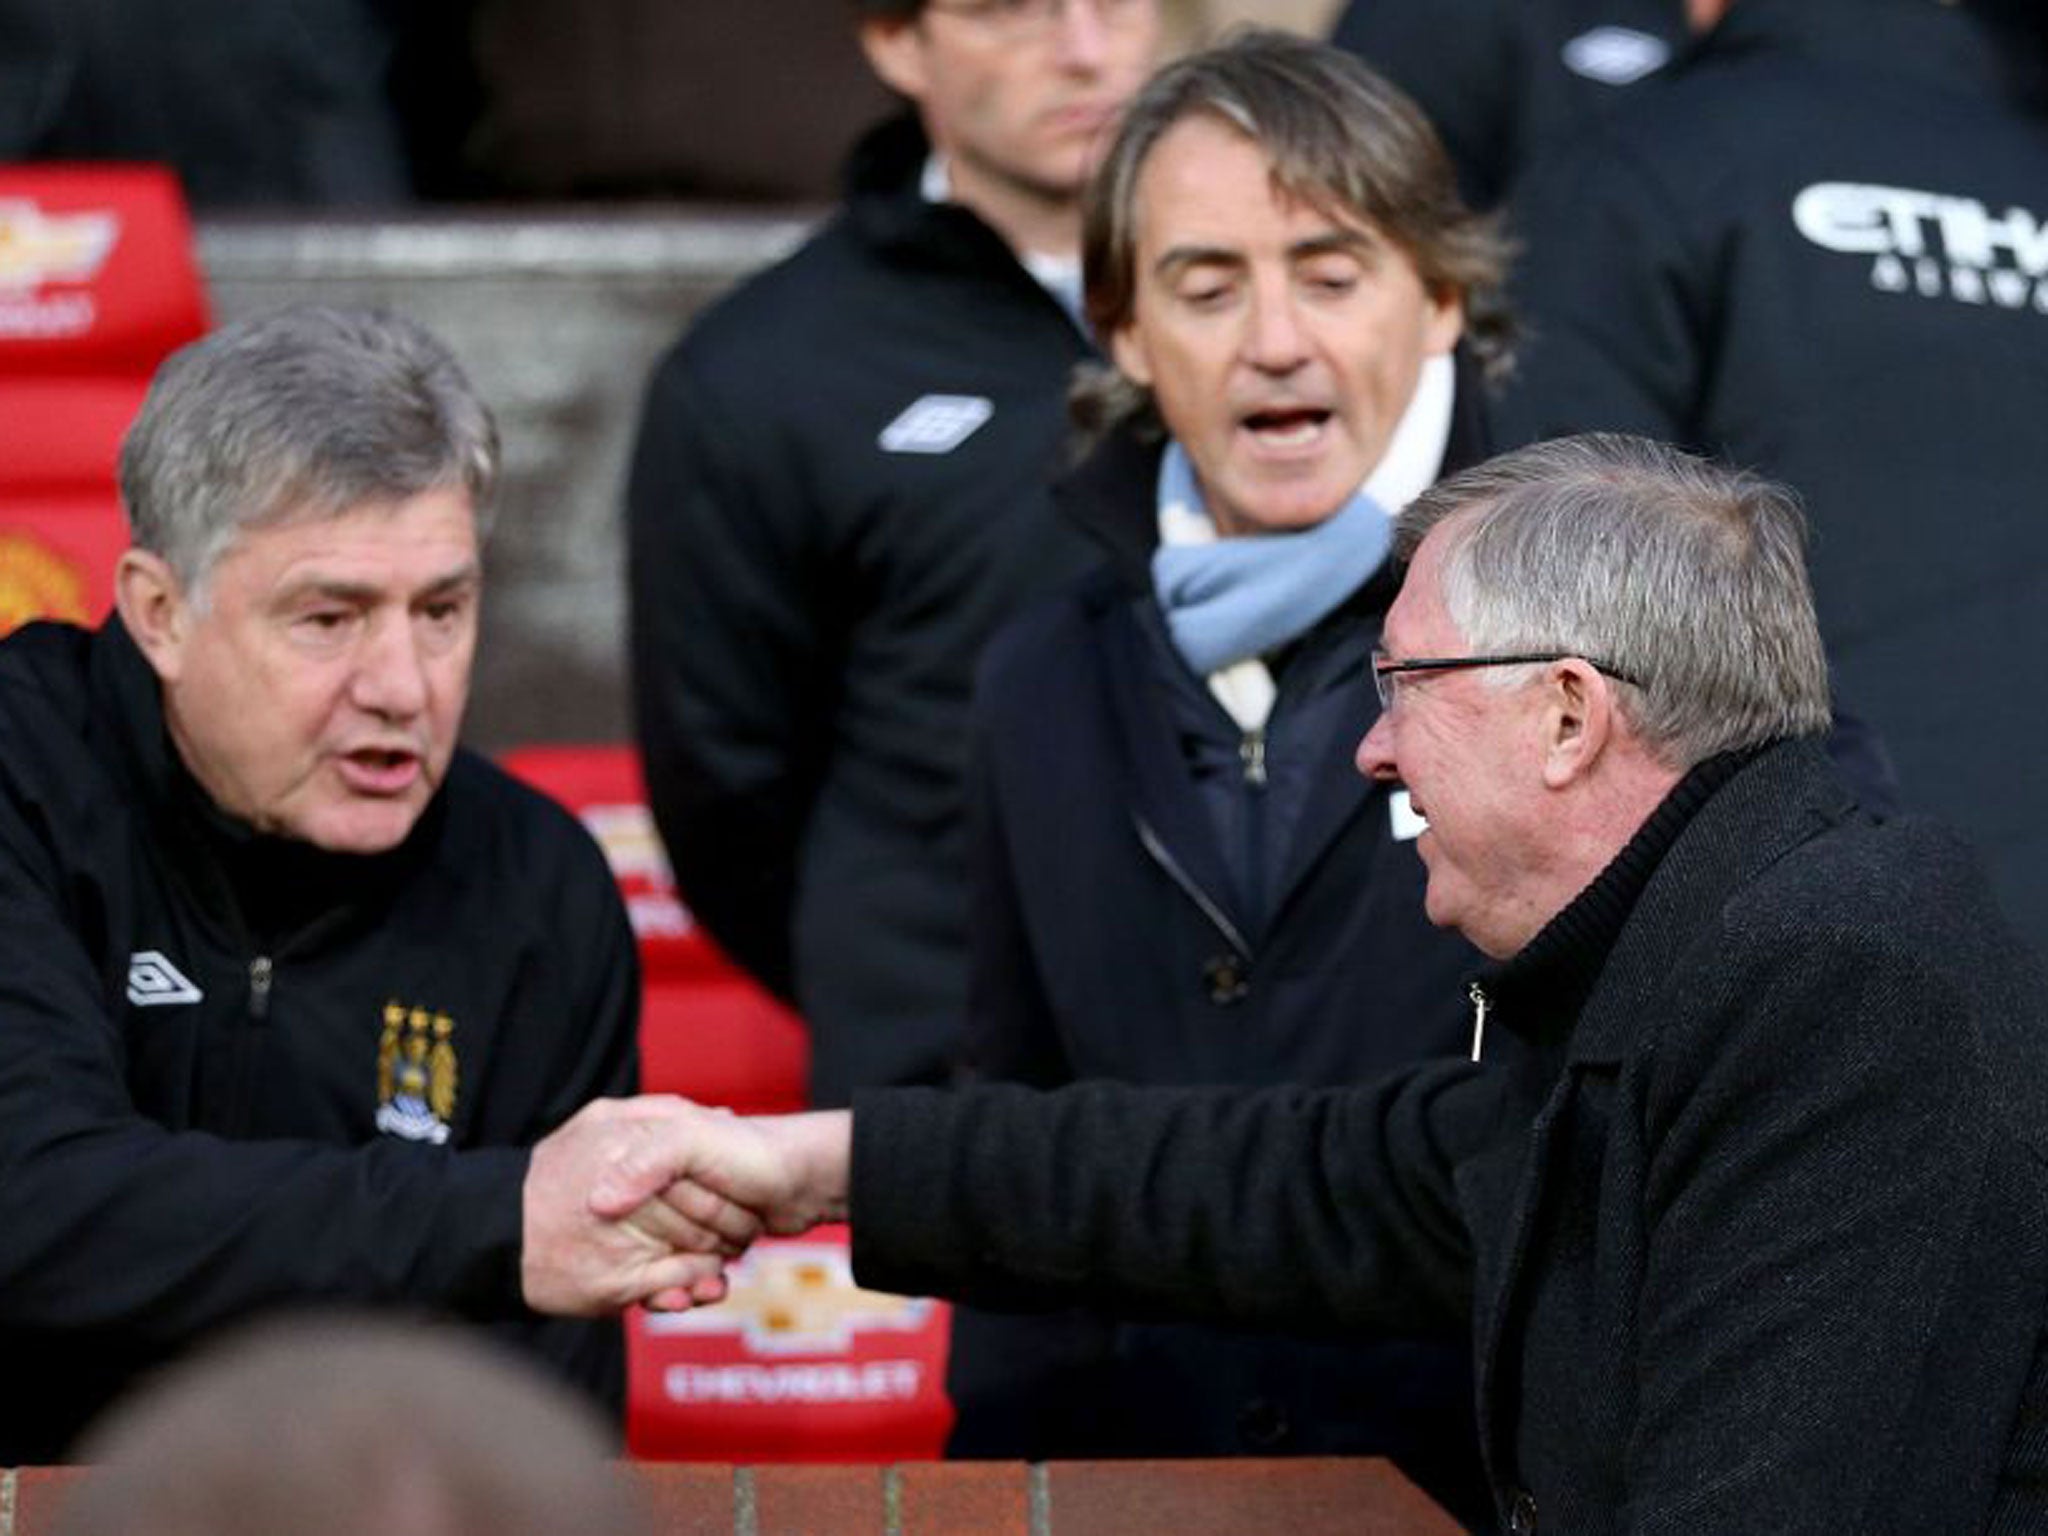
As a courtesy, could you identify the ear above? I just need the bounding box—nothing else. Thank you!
[115,548,193,684]
[1423,285,1465,358]
[1109,320,1155,389]
[1537,660,1614,790]
[858,14,932,103]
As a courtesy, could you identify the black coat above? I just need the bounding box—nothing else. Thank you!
[628,115,1100,1106]
[856,740,2048,1533]
[1495,0,2048,952]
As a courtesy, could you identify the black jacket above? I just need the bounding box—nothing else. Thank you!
[950,391,1492,1516]
[0,619,638,1464]
[855,739,2048,1532]
[1495,0,2048,951]
[1331,0,1689,206]
[628,114,1100,1107]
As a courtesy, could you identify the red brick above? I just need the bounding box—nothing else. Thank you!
[898,1460,1033,1536]
[1044,1457,1461,1536]
[13,1466,90,1536]
[630,1462,738,1536]
[752,1463,887,1536]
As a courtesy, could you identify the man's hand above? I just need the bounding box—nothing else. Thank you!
[520,1097,764,1316]
[582,1106,855,1312]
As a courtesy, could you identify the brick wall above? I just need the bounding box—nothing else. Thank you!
[5,1459,1461,1535]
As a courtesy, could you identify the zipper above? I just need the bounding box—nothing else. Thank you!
[1468,981,1489,1063]
[1239,727,1268,786]
[248,955,274,1021]
[1135,814,1252,959]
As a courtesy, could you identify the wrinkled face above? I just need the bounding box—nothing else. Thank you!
[151,489,480,854]
[1354,526,1551,958]
[1110,114,1463,537]
[864,0,1161,209]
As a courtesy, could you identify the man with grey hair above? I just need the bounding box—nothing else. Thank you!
[629,433,2048,1532]
[0,305,731,1465]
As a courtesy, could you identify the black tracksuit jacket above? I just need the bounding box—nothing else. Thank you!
[627,114,1100,1107]
[0,618,637,1463]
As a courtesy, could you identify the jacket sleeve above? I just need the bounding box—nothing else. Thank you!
[0,816,528,1342]
[1623,893,2040,1529]
[626,337,834,1001]
[1493,131,1706,449]
[850,1072,1488,1339]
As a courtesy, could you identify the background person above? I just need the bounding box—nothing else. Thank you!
[628,0,1165,1110]
[55,1315,653,1536]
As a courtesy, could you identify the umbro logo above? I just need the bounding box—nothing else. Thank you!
[128,951,203,1007]
[878,394,993,455]
[1560,26,1670,87]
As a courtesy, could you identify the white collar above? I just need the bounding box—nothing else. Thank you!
[1365,351,1456,516]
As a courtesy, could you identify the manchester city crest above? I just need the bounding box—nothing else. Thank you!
[375,1001,457,1145]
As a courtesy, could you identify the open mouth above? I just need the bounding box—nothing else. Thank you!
[1241,406,1331,451]
[337,747,422,795]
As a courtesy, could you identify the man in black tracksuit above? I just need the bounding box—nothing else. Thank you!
[1495,0,2048,950]
[0,307,718,1465]
[626,0,1162,1108]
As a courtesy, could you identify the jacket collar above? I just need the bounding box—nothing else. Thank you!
[1486,738,1858,1064]
[843,113,1077,299]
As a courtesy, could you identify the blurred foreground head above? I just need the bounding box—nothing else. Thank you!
[57,1315,651,1536]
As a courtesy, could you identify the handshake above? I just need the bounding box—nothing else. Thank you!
[517,1097,857,1317]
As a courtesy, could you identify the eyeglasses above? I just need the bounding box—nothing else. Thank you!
[1371,650,1644,712]
[921,0,1153,40]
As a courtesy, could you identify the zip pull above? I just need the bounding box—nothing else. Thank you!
[1240,727,1268,786]
[248,956,274,1022]
[1468,980,1489,1063]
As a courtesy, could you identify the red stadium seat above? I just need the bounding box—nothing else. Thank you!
[0,164,208,492]
[626,1224,953,1462]
[0,164,208,636]
[497,743,810,1113]
[0,491,128,632]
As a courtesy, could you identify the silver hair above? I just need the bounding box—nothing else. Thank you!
[119,305,499,599]
[1395,433,1832,767]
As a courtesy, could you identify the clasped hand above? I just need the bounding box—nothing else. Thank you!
[519,1097,852,1317]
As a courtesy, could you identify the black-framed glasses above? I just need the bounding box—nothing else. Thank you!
[1371,650,1644,712]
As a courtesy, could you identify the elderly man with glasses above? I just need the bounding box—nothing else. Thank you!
[619,430,2048,1535]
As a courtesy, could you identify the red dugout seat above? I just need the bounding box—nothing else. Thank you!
[497,743,809,1114]
[1,163,209,637]
[0,164,208,493]
[626,1224,954,1462]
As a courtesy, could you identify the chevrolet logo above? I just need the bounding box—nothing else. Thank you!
[641,1240,935,1355]
[0,200,120,293]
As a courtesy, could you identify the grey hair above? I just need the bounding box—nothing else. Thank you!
[1395,434,1832,768]
[119,305,499,599]
[1074,28,1513,441]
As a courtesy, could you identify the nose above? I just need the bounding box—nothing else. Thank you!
[350,612,430,721]
[1355,710,1400,783]
[1243,277,1310,375]
[1051,0,1110,68]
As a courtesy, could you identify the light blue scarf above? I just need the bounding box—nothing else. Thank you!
[1149,442,1392,676]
